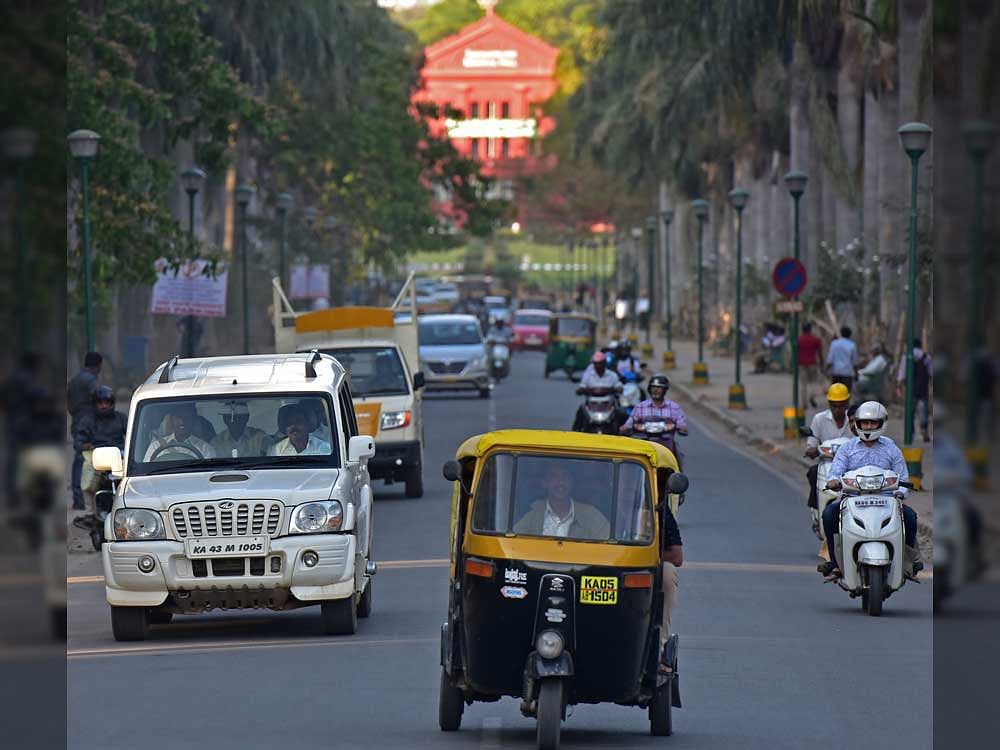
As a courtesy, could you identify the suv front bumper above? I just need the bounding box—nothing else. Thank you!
[102,533,357,609]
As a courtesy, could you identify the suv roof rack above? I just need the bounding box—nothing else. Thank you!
[158,355,180,384]
[304,349,322,379]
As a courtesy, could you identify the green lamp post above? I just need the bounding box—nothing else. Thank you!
[690,199,709,384]
[660,208,675,370]
[728,187,750,409]
[235,183,256,355]
[181,167,206,358]
[784,170,808,428]
[68,129,101,353]
[275,192,294,288]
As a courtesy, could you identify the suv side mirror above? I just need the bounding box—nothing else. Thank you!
[92,446,124,477]
[442,460,461,482]
[413,371,426,390]
[348,435,375,463]
[666,472,689,495]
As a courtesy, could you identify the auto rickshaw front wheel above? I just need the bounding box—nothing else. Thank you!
[536,678,564,750]
[438,668,464,731]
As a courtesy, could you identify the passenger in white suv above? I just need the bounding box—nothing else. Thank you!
[269,403,331,456]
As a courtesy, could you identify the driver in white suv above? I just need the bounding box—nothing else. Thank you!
[144,404,216,461]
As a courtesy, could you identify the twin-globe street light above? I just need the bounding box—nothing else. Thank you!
[896,122,932,448]
[68,129,101,353]
[3,127,38,354]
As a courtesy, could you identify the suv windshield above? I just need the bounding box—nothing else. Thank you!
[419,320,483,345]
[323,346,408,398]
[128,394,339,475]
[471,453,653,544]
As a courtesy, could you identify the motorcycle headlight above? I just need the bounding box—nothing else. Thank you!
[290,501,344,534]
[536,630,564,659]
[857,475,885,491]
[114,509,165,541]
[380,410,411,430]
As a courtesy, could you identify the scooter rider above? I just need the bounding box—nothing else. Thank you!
[572,352,622,431]
[619,374,688,463]
[73,386,127,529]
[804,383,852,510]
[615,340,640,377]
[819,400,922,580]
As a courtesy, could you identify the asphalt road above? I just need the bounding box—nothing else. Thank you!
[66,352,932,749]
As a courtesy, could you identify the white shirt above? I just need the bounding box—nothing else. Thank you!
[858,353,888,380]
[806,409,852,449]
[144,434,216,462]
[580,368,621,391]
[543,500,575,538]
[268,435,332,456]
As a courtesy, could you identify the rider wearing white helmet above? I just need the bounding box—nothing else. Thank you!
[819,401,921,580]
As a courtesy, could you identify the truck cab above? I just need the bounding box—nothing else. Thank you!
[273,274,426,497]
[91,352,377,641]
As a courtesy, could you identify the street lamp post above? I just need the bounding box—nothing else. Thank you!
[897,122,932,447]
[235,183,256,355]
[660,208,675,370]
[3,128,37,354]
[630,227,642,338]
[68,129,101,353]
[180,167,206,358]
[690,199,709,384]
[728,188,750,409]
[784,170,808,429]
[644,216,656,351]
[276,192,294,288]
[324,216,343,307]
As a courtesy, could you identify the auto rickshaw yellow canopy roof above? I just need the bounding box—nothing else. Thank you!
[455,429,678,471]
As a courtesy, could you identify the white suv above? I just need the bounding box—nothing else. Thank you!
[92,352,376,641]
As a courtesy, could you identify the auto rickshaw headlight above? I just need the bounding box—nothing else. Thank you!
[536,630,564,659]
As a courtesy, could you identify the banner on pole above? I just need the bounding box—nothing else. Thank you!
[290,263,331,300]
[150,258,228,318]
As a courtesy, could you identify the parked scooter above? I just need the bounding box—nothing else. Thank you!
[575,386,620,435]
[829,465,914,616]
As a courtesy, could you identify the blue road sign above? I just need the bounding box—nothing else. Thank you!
[772,257,807,298]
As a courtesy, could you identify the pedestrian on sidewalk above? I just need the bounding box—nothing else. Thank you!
[826,326,858,390]
[797,322,823,409]
[855,343,890,401]
[895,338,932,442]
[67,351,102,510]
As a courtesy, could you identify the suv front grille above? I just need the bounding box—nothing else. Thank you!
[428,361,466,374]
[171,501,283,539]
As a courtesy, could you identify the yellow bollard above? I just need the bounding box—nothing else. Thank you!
[965,446,989,491]
[692,361,709,385]
[662,350,676,370]
[783,406,800,439]
[640,343,654,360]
[728,384,747,409]
[902,446,923,490]
[627,332,639,346]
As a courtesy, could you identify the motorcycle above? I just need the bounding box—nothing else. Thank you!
[830,465,913,616]
[486,338,511,380]
[630,420,684,505]
[575,386,620,435]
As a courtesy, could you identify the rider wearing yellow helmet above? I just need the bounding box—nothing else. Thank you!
[803,382,853,510]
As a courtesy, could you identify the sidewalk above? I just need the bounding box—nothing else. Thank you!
[623,330,934,544]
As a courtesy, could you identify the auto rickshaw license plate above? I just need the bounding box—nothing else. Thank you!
[580,575,618,605]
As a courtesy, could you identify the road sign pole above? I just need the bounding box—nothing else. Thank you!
[791,194,801,425]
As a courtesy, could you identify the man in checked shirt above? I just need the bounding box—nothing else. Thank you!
[619,374,689,468]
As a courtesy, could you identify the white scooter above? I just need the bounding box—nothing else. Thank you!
[812,437,851,538]
[831,465,913,616]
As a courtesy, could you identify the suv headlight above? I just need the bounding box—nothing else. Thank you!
[113,509,166,541]
[290,501,344,534]
[380,410,411,430]
[471,355,488,370]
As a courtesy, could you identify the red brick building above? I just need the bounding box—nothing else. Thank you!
[413,2,559,226]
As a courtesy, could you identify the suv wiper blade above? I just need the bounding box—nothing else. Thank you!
[234,455,334,470]
[141,458,236,474]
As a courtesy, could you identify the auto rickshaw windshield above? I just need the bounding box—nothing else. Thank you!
[471,453,654,544]
[555,317,592,337]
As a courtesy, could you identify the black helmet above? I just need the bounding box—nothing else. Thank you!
[93,385,115,414]
[648,374,670,392]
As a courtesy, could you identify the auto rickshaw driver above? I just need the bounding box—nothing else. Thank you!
[513,463,610,539]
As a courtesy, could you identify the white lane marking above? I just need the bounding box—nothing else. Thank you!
[67,558,933,584]
[480,717,504,748]
[68,635,437,660]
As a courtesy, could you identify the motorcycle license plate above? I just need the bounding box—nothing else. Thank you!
[185,536,269,558]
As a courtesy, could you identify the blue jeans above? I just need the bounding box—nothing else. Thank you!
[71,449,84,509]
[822,499,918,570]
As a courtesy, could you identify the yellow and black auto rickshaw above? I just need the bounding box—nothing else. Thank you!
[439,430,689,748]
[544,313,596,380]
